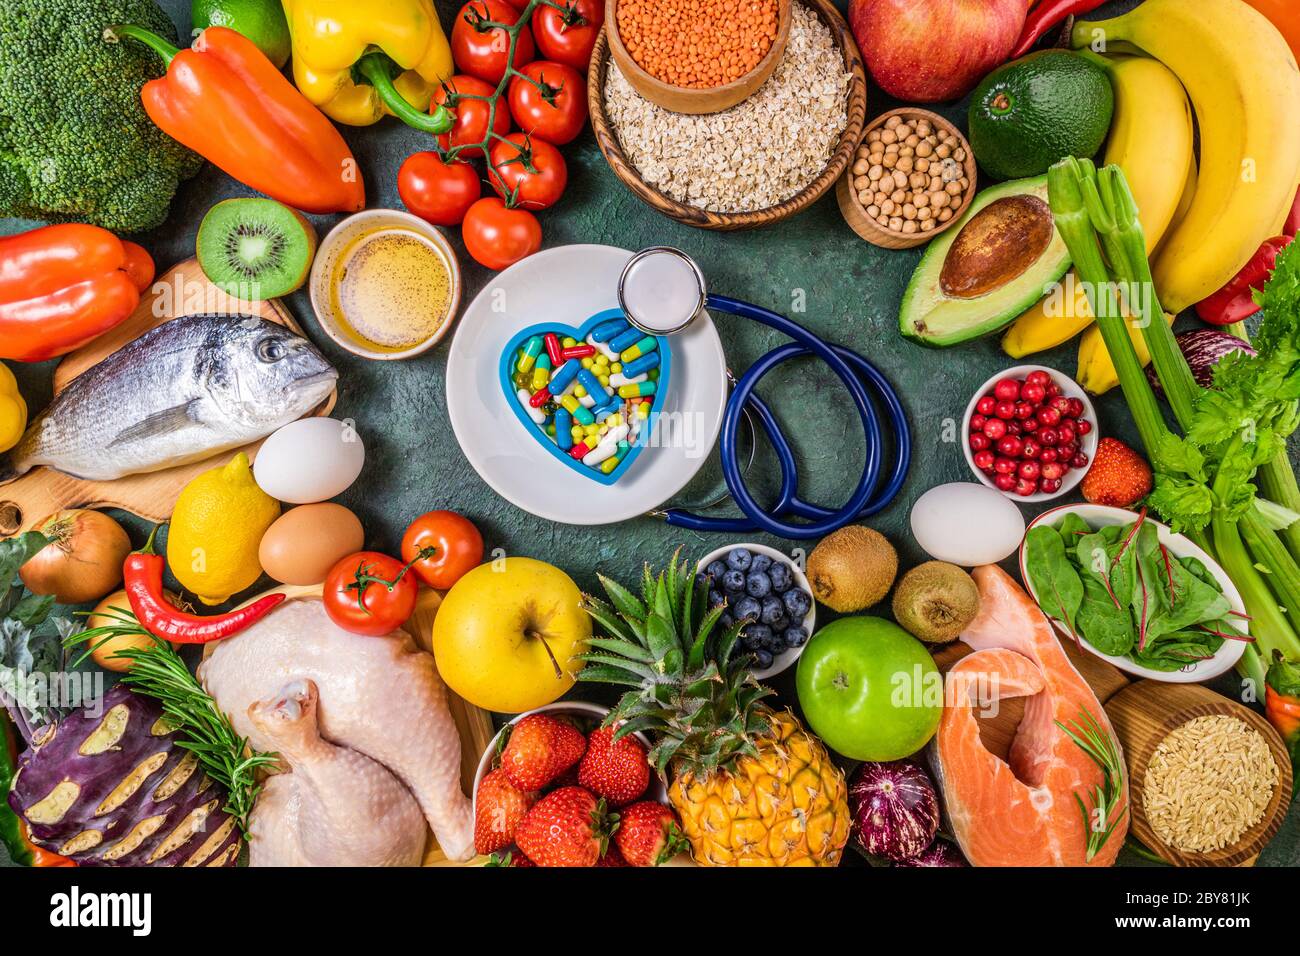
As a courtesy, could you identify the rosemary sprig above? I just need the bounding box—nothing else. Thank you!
[65,608,276,836]
[1056,707,1128,861]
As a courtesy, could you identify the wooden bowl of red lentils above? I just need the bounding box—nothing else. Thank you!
[606,0,792,114]
[836,108,978,250]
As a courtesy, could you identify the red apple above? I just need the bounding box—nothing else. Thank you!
[848,0,1027,103]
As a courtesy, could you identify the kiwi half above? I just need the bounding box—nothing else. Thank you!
[892,561,980,644]
[196,198,316,300]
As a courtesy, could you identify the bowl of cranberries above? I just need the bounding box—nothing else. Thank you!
[961,365,1098,502]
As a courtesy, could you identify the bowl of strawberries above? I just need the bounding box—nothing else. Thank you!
[472,702,689,867]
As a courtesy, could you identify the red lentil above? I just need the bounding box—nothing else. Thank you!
[618,0,780,89]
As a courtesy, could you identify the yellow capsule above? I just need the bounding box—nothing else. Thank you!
[560,395,581,413]
[636,402,651,418]
[609,413,624,427]
[531,368,549,390]
[601,457,619,474]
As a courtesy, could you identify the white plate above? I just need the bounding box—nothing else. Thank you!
[1019,504,1248,683]
[446,245,728,525]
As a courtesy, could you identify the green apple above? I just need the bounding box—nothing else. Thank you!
[431,557,591,713]
[796,616,942,761]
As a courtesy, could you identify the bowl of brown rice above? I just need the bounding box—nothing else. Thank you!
[587,0,867,230]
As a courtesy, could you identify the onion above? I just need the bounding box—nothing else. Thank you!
[19,509,130,604]
[894,839,968,867]
[848,760,940,862]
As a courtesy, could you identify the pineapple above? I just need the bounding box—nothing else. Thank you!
[580,552,851,866]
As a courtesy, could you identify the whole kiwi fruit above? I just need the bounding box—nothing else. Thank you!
[805,525,897,612]
[892,561,980,643]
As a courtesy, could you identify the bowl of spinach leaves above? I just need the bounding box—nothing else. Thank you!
[1019,504,1249,682]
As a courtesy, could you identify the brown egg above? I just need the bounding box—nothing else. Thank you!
[259,503,365,586]
[86,589,179,673]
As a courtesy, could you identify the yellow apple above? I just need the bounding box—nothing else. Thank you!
[431,557,591,713]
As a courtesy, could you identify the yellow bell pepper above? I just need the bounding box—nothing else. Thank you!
[0,362,26,454]
[281,0,454,132]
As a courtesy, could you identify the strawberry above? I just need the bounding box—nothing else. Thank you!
[614,801,685,867]
[578,725,650,806]
[485,850,535,867]
[515,786,613,867]
[501,714,587,791]
[1081,437,1152,508]
[597,845,630,867]
[474,768,535,855]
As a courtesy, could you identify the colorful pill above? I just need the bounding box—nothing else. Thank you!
[548,359,581,395]
[622,351,661,377]
[618,381,656,398]
[590,317,631,343]
[516,336,543,373]
[570,442,591,460]
[578,369,611,402]
[517,388,546,424]
[583,443,618,466]
[600,456,622,475]
[588,336,619,361]
[560,344,596,360]
[544,333,564,365]
[528,388,551,408]
[555,407,573,450]
[531,366,550,390]
[608,326,644,353]
[610,371,647,388]
[619,336,658,362]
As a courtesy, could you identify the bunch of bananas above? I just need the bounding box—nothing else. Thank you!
[1002,0,1300,394]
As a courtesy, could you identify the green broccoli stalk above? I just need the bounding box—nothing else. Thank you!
[0,0,203,232]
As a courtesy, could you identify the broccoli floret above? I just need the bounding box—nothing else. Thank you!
[0,0,204,233]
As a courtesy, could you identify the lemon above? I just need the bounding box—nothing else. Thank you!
[167,452,279,605]
[0,362,27,454]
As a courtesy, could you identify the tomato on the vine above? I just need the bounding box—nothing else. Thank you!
[398,151,481,226]
[489,132,568,210]
[534,0,604,72]
[462,197,543,271]
[434,75,512,158]
[451,0,535,85]
[507,61,588,145]
[401,510,484,590]
[323,551,421,636]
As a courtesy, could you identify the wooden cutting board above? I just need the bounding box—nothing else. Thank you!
[0,259,337,537]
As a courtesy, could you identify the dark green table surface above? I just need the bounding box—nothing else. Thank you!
[2,0,1297,867]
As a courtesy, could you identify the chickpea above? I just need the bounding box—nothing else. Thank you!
[853,158,869,176]
[866,204,881,217]
[868,164,883,181]
[853,174,870,191]
[902,220,918,234]
[921,219,935,232]
[881,199,896,215]
[879,128,897,145]
[889,216,903,231]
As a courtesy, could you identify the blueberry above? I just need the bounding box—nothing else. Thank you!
[747,623,773,647]
[719,612,734,630]
[754,649,774,669]
[759,595,785,625]
[742,631,762,650]
[722,569,746,593]
[783,588,812,619]
[708,589,724,608]
[784,626,808,647]
[706,560,727,581]
[750,554,772,574]
[769,613,789,633]
[734,596,762,622]
[745,571,772,598]
[726,548,753,572]
[769,562,793,593]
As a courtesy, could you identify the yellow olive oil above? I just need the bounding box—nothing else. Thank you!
[329,227,451,353]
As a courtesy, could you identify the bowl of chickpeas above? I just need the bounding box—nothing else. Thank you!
[836,108,978,250]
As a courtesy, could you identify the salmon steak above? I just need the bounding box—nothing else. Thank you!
[932,564,1128,867]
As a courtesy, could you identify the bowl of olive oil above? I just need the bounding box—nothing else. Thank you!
[310,209,461,360]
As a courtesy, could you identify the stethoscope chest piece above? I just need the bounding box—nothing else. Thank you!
[618,247,709,336]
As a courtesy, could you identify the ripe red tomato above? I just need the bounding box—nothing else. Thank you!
[534,0,604,72]
[434,75,512,158]
[507,61,588,145]
[489,133,568,210]
[462,197,542,271]
[397,151,481,226]
[451,0,535,85]
[323,551,420,636]
[401,510,484,590]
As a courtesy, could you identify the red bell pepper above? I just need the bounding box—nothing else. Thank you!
[1195,235,1294,326]
[1265,652,1300,777]
[1009,0,1108,59]
[0,225,154,363]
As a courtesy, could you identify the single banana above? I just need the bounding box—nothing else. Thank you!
[1073,0,1300,312]
[1002,54,1192,359]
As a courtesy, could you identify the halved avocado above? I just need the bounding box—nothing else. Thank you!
[898,176,1071,347]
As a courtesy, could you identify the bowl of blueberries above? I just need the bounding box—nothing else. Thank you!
[697,544,815,679]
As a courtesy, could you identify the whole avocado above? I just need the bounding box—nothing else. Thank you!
[0,0,204,232]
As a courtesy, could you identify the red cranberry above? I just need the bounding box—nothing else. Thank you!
[1040,447,1058,463]
[1025,370,1051,387]
[984,418,1007,440]
[1019,460,1041,480]
[1057,423,1076,446]
[993,456,1017,475]
[1045,381,1062,397]
[970,414,987,432]
[994,400,1017,419]
[1006,421,1022,436]
[973,449,995,471]
[1022,439,1042,459]
[969,432,990,451]
[1022,417,1040,432]
[994,473,1017,491]
[1071,453,1089,469]
[1041,461,1065,481]
[1015,477,1038,497]
[1076,419,1092,436]
[1058,440,1079,458]
[1014,401,1035,420]
[997,435,1023,457]
[1036,406,1061,427]
[1049,396,1072,415]
[993,378,1022,401]
[976,395,996,416]
[1021,382,1046,405]
[1040,477,1061,494]
[1066,398,1085,418]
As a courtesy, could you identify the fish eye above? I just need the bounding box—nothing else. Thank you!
[256,338,286,363]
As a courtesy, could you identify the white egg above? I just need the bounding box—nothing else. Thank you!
[254,418,365,504]
[910,482,1026,567]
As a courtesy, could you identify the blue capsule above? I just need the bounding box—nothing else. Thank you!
[554,407,573,450]
[621,351,661,378]
[590,317,631,343]
[548,359,581,395]
[577,368,611,403]
[608,325,645,353]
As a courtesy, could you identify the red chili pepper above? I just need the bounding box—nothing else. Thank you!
[1195,235,1294,326]
[1009,0,1108,59]
[123,529,283,644]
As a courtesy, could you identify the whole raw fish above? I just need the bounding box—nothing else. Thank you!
[0,315,337,483]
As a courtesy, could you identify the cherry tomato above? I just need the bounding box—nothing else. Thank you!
[462,197,542,271]
[401,510,485,590]
[451,0,534,85]
[507,61,588,145]
[398,151,481,226]
[434,75,512,158]
[323,551,420,636]
[534,0,604,72]
[489,133,568,210]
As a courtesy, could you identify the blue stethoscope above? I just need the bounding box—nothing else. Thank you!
[617,247,911,541]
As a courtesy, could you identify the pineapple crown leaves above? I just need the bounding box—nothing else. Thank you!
[577,549,773,777]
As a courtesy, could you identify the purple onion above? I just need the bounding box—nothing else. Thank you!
[895,839,968,867]
[1147,329,1256,394]
[848,760,940,862]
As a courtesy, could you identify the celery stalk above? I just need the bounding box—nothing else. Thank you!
[1258,458,1300,556]
[1239,508,1300,636]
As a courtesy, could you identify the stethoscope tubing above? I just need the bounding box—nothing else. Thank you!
[662,294,911,539]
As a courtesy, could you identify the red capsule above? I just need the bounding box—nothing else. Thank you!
[544,333,564,365]
[529,388,551,408]
[560,344,597,360]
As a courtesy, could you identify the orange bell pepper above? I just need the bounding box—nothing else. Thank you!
[1246,0,1300,64]
[0,225,153,363]
[109,25,365,215]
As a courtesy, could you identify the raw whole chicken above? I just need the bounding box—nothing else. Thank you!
[198,598,473,865]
